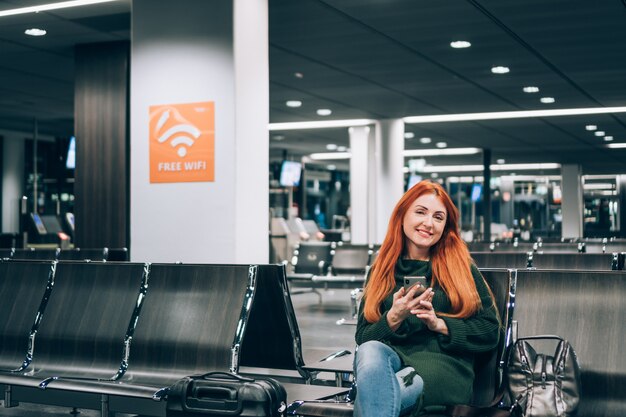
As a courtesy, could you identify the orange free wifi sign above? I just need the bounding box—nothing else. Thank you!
[149,101,215,183]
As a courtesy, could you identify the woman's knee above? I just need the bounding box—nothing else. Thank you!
[355,341,400,371]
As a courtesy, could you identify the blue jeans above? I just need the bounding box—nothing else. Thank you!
[353,341,424,417]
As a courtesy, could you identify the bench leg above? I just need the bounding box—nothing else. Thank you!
[100,394,111,417]
[3,385,18,408]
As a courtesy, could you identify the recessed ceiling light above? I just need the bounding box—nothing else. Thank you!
[285,100,302,108]
[327,164,337,171]
[594,131,605,137]
[585,125,598,131]
[436,142,447,148]
[523,86,540,93]
[326,144,338,151]
[540,97,555,104]
[450,40,471,49]
[272,134,285,141]
[317,109,332,116]
[24,28,46,36]
[604,136,613,141]
[491,66,510,74]
[294,72,304,79]
[404,132,415,139]
[337,146,347,152]
[497,159,506,164]
[419,137,432,144]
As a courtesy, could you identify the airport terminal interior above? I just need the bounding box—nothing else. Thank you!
[0,0,625,416]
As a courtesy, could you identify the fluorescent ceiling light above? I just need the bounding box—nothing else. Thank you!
[269,119,375,131]
[325,144,338,151]
[447,176,484,183]
[309,152,351,160]
[403,105,626,124]
[450,40,471,48]
[337,146,347,152]
[25,28,47,36]
[419,137,432,144]
[419,163,560,173]
[272,134,285,141]
[404,147,480,157]
[540,97,555,104]
[594,131,605,137]
[316,109,332,116]
[607,143,626,148]
[497,159,505,164]
[585,124,597,131]
[491,66,510,74]
[435,142,447,148]
[312,147,481,160]
[604,136,613,141]
[404,132,415,139]
[294,72,304,79]
[286,100,302,108]
[523,86,540,93]
[0,0,119,17]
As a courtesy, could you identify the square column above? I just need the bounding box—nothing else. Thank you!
[130,0,269,263]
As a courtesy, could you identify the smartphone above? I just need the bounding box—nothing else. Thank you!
[403,276,427,296]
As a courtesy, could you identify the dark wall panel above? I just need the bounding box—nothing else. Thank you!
[74,42,129,248]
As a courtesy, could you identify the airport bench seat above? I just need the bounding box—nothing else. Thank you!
[0,262,146,386]
[40,264,254,400]
[286,268,515,416]
[513,269,626,417]
[0,261,55,372]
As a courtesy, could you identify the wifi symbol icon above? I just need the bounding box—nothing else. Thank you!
[155,109,201,157]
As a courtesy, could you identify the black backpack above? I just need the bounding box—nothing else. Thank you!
[505,335,581,417]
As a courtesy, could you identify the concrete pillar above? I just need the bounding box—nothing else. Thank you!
[561,164,583,239]
[349,126,375,244]
[1,133,25,233]
[130,0,269,263]
[375,119,405,243]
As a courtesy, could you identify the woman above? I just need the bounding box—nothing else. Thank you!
[354,180,500,417]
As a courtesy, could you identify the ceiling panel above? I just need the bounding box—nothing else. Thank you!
[0,0,624,175]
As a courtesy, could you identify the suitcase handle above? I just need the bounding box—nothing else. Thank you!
[184,382,243,414]
[198,371,254,383]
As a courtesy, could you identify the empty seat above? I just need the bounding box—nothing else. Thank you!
[471,251,531,269]
[513,269,626,417]
[0,262,146,387]
[57,248,108,261]
[12,248,59,260]
[0,261,55,372]
[529,252,620,270]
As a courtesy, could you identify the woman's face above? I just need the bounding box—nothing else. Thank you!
[402,193,447,259]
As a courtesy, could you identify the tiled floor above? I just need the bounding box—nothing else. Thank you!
[0,287,357,416]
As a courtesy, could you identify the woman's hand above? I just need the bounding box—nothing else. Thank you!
[386,286,433,331]
[411,294,449,335]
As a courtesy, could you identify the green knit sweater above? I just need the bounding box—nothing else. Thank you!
[355,258,500,414]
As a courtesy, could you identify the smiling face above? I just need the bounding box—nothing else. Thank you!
[402,193,448,260]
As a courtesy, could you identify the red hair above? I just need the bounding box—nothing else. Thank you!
[363,180,481,322]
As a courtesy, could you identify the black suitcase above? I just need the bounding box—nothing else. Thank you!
[166,371,287,417]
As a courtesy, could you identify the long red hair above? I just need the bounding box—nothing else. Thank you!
[363,180,481,323]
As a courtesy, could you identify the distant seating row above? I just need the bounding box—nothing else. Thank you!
[0,247,128,262]
[471,251,625,270]
[0,260,347,417]
[467,239,626,254]
[286,268,626,417]
[286,242,376,301]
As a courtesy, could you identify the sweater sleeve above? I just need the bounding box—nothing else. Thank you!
[436,265,500,353]
[354,303,396,345]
